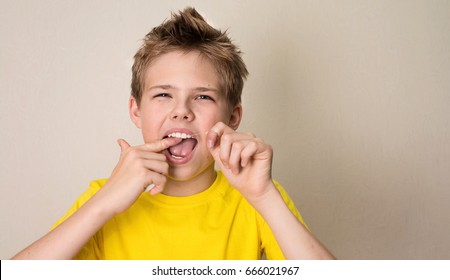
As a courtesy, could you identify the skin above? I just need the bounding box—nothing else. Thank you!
[128,50,242,196]
[11,50,335,260]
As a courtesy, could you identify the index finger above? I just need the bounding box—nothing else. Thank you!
[208,122,235,135]
[140,137,183,152]
[207,122,235,149]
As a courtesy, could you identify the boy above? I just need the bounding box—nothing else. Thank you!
[12,7,334,260]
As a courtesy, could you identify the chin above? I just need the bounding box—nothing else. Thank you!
[168,162,215,182]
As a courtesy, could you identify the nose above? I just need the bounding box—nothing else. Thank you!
[170,102,194,121]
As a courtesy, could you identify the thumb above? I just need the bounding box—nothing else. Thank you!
[117,138,131,153]
[206,130,219,150]
[206,130,220,160]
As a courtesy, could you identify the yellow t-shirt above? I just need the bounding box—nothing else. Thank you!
[53,171,307,260]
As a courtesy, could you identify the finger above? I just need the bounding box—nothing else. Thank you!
[142,159,170,176]
[140,137,183,153]
[144,172,167,195]
[218,133,256,168]
[218,134,233,169]
[149,184,164,195]
[144,183,155,192]
[117,138,131,153]
[240,141,259,167]
[206,130,219,149]
[228,141,247,174]
[137,150,167,162]
[209,121,236,135]
[144,171,167,191]
[207,122,235,148]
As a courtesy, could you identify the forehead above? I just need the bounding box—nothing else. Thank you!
[144,50,223,92]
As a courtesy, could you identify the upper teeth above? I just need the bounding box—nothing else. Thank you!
[167,132,193,139]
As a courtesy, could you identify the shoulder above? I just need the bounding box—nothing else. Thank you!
[71,178,108,196]
[89,178,108,191]
[51,178,108,230]
[63,178,108,211]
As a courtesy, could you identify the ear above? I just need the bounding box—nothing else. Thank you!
[228,104,243,130]
[129,96,142,128]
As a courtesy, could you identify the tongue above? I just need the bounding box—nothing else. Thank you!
[168,138,197,157]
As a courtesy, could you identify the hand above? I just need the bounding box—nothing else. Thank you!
[96,137,182,215]
[207,123,336,260]
[207,122,274,201]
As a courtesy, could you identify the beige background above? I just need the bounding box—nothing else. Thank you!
[1,0,449,259]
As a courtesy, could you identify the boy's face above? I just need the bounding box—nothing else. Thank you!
[130,50,242,182]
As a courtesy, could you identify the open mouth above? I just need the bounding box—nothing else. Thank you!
[163,132,198,160]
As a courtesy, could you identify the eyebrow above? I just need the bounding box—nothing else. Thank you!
[147,84,219,92]
[147,84,176,91]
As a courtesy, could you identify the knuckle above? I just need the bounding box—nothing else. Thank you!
[219,153,228,162]
[219,151,229,163]
[221,133,232,143]
[160,175,167,184]
[144,173,153,183]
[160,162,169,174]
[137,167,149,178]
[159,140,168,151]
[155,153,166,161]
[248,141,258,149]
[155,174,167,186]
[233,141,244,150]
[127,148,140,158]
[145,141,164,152]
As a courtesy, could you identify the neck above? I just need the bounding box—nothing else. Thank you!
[163,166,217,197]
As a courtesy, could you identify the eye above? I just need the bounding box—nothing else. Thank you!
[153,93,171,98]
[195,95,214,101]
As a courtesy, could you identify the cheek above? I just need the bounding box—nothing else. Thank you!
[215,111,233,126]
[205,105,231,121]
[202,112,228,128]
[139,116,164,141]
[141,126,158,142]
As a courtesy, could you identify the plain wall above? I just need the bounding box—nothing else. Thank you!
[1,0,449,259]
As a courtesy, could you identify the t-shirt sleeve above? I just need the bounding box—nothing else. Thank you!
[50,179,107,260]
[259,180,310,260]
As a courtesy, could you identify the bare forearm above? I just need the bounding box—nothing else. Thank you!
[249,184,335,260]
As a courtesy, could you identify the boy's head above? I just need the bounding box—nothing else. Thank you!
[131,7,248,108]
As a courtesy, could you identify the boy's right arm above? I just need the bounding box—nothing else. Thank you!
[11,138,181,260]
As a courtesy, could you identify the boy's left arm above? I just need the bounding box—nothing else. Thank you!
[207,122,335,260]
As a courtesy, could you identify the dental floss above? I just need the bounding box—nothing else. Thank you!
[145,183,155,192]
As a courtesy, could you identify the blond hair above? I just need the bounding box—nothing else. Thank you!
[131,7,248,107]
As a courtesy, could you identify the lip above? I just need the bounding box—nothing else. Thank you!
[162,128,199,165]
